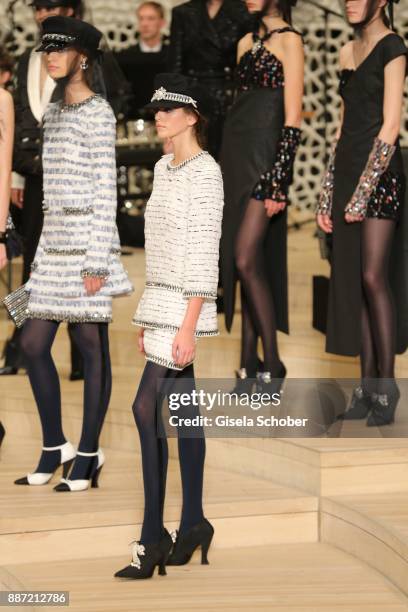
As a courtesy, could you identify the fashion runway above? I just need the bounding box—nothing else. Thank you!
[1,224,408,610]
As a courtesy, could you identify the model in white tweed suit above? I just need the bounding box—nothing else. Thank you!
[115,74,223,580]
[16,16,133,494]
[25,94,133,321]
[133,150,224,369]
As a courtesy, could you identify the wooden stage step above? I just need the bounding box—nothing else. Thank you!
[3,543,408,612]
[321,492,408,597]
[204,437,408,496]
[4,372,408,499]
[0,438,318,566]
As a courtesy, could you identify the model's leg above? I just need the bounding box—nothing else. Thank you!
[67,322,112,480]
[240,285,260,375]
[360,295,379,393]
[20,318,63,472]
[132,360,178,544]
[67,323,84,380]
[172,363,206,533]
[361,218,396,393]
[234,198,281,374]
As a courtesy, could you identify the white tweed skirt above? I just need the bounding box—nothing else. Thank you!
[142,327,196,371]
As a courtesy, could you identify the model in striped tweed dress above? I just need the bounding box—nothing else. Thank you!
[14,17,133,491]
[114,74,224,580]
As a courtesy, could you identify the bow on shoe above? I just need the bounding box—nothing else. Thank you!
[375,394,389,407]
[170,530,178,544]
[130,541,146,568]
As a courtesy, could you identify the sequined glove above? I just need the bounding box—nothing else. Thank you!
[345,137,396,218]
[253,126,302,203]
[316,137,338,217]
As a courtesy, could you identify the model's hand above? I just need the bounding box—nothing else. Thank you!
[11,188,24,208]
[137,328,145,354]
[317,213,333,233]
[83,276,106,295]
[345,211,364,223]
[264,198,286,217]
[0,244,7,270]
[172,326,196,366]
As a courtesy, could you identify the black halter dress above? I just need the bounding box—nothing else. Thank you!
[219,26,302,334]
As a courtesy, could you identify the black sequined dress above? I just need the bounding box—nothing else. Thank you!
[219,26,302,333]
[326,32,408,356]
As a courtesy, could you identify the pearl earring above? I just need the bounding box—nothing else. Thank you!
[80,58,88,70]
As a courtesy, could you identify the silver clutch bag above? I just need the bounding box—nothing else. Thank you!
[3,284,30,328]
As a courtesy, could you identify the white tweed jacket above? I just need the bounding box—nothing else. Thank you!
[25,94,133,309]
[133,151,224,336]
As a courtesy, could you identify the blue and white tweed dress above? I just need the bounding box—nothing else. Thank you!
[133,151,224,370]
[25,94,133,322]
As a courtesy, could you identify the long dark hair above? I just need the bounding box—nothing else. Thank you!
[350,0,392,35]
[185,108,209,149]
[257,0,295,26]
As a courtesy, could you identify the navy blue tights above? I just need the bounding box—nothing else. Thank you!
[20,319,111,477]
[132,360,205,544]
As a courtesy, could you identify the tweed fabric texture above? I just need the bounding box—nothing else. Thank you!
[25,95,133,323]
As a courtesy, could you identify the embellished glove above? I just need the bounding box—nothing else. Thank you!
[316,137,338,217]
[252,126,302,203]
[345,137,396,218]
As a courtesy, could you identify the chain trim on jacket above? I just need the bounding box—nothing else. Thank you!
[62,206,95,215]
[80,268,110,279]
[145,282,217,300]
[26,310,112,323]
[145,352,194,370]
[43,247,121,256]
[133,319,219,336]
[146,281,183,292]
[182,289,218,299]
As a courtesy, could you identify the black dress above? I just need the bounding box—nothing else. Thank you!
[169,0,253,159]
[326,32,408,356]
[219,26,302,334]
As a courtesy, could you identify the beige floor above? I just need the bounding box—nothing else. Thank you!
[1,223,408,610]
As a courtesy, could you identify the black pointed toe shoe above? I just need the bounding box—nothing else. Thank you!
[338,386,374,420]
[230,368,255,396]
[367,385,400,427]
[114,530,173,579]
[166,518,214,566]
[255,362,287,397]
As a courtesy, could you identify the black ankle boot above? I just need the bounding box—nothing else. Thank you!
[0,421,5,446]
[339,386,374,420]
[230,368,254,395]
[166,518,214,566]
[367,383,400,427]
[114,529,173,579]
[256,362,287,396]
